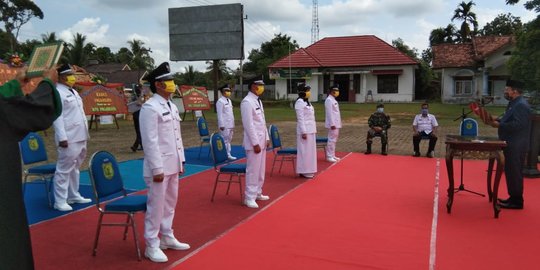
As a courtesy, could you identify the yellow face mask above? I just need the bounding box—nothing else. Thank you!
[223,90,231,97]
[65,75,76,87]
[332,91,340,97]
[305,91,311,99]
[163,80,176,93]
[255,85,265,95]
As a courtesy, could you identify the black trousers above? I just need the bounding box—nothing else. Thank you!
[413,131,437,153]
[132,110,142,149]
[503,142,527,202]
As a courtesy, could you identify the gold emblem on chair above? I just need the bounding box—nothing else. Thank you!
[466,122,473,129]
[102,162,114,180]
[273,130,279,139]
[217,139,224,151]
[202,122,207,129]
[28,138,39,151]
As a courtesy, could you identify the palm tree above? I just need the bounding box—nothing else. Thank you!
[63,33,88,66]
[41,32,61,43]
[451,1,479,42]
[183,65,197,85]
[127,39,153,70]
[205,60,230,81]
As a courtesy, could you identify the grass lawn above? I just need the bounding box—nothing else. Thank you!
[200,101,507,127]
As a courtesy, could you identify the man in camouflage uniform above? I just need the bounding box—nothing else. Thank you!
[365,103,391,155]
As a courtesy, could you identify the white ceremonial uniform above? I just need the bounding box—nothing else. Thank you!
[295,98,317,175]
[241,91,269,201]
[140,94,185,249]
[52,83,90,205]
[324,94,342,159]
[412,113,438,133]
[216,95,235,157]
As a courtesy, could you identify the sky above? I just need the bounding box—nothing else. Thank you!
[19,0,538,73]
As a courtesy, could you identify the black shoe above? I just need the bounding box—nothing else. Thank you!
[365,150,371,155]
[381,151,387,156]
[497,197,510,204]
[130,146,137,152]
[426,151,434,158]
[413,152,420,157]
[498,201,524,209]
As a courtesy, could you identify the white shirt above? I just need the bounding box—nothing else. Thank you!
[324,95,342,129]
[295,98,317,134]
[52,83,89,145]
[139,94,185,177]
[413,113,438,134]
[240,91,269,150]
[216,96,235,129]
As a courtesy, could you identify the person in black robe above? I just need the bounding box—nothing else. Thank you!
[0,68,61,270]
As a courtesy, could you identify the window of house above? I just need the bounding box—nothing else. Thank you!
[287,79,305,94]
[377,75,398,93]
[454,76,473,96]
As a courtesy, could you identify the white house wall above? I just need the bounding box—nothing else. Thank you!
[273,65,415,103]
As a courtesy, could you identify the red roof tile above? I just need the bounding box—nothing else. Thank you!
[269,35,418,69]
[432,35,514,69]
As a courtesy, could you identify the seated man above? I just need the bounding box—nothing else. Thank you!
[365,103,391,155]
[412,103,439,158]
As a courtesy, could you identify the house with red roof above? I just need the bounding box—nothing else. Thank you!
[432,36,514,105]
[268,35,418,103]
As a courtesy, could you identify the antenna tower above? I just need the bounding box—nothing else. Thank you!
[311,0,319,44]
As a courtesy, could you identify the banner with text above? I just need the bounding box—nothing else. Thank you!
[269,68,312,80]
[76,82,128,115]
[180,85,211,111]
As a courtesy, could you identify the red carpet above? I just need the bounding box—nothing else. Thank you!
[173,154,438,269]
[436,159,540,270]
[30,151,334,270]
[30,152,540,269]
[173,155,540,270]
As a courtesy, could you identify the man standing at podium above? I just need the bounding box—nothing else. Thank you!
[488,79,531,209]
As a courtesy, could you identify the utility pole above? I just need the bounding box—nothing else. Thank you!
[311,0,319,44]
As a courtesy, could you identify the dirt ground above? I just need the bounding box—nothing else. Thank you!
[33,114,499,172]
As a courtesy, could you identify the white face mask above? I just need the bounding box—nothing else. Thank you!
[377,108,384,113]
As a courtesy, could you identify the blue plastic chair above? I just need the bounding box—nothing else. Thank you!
[197,117,211,158]
[269,125,297,176]
[209,133,246,203]
[460,118,479,137]
[19,132,56,207]
[316,136,328,152]
[88,151,147,261]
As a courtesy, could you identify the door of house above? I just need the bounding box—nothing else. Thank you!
[333,74,350,102]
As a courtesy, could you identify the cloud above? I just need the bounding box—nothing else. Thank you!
[59,17,109,46]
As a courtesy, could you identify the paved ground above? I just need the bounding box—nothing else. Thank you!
[32,115,499,172]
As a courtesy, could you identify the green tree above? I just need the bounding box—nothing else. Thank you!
[115,47,133,64]
[243,33,299,81]
[392,38,438,100]
[451,1,479,42]
[92,46,115,64]
[0,29,14,57]
[429,24,457,46]
[175,65,208,87]
[506,0,540,12]
[41,32,61,43]
[15,38,40,59]
[64,33,89,66]
[127,39,154,70]
[480,13,523,36]
[507,18,540,91]
[505,0,540,93]
[0,0,43,51]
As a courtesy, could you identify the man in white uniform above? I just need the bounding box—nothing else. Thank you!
[241,80,270,209]
[140,62,189,263]
[324,85,342,162]
[52,64,91,211]
[412,103,439,158]
[295,84,317,178]
[216,84,236,160]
